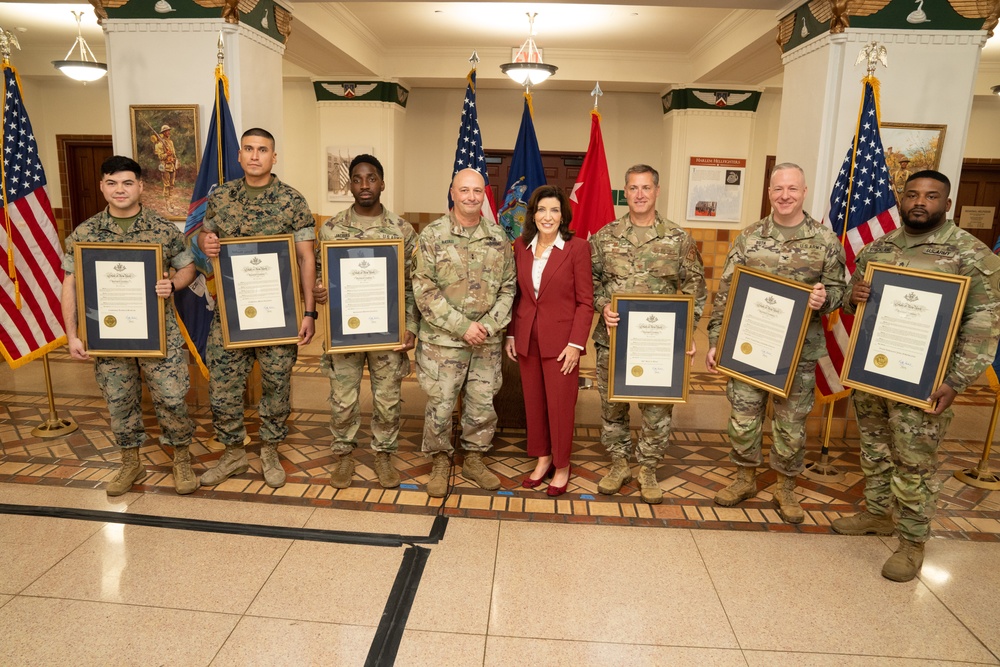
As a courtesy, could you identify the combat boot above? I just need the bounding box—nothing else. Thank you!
[772,473,805,524]
[199,445,248,487]
[881,537,925,582]
[373,451,401,489]
[831,510,895,536]
[426,452,451,498]
[329,454,355,489]
[106,447,146,497]
[714,466,757,507]
[462,451,501,490]
[598,455,632,495]
[637,464,663,504]
[172,445,197,495]
[260,443,286,489]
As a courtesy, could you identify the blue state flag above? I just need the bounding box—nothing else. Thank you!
[499,94,545,241]
[990,234,1000,394]
[174,68,243,378]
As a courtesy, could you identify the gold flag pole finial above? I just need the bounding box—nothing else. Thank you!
[591,82,603,110]
[0,27,21,66]
[217,31,225,66]
[855,41,888,77]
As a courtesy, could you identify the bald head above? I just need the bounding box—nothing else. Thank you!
[450,168,487,227]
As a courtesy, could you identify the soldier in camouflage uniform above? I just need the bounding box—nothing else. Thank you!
[832,171,1000,582]
[412,168,516,498]
[707,163,846,523]
[313,155,418,489]
[197,128,317,489]
[61,156,198,497]
[591,164,707,504]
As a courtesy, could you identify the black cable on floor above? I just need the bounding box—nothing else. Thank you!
[364,545,430,667]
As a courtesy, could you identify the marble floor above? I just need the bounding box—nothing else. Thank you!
[1,322,999,665]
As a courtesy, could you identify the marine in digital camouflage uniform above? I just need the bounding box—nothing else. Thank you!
[61,155,198,497]
[412,168,516,497]
[197,128,317,490]
[313,155,418,489]
[590,164,707,504]
[832,171,1000,582]
[707,163,846,523]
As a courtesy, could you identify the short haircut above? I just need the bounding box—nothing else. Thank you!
[906,170,951,196]
[101,155,142,179]
[624,164,659,186]
[770,162,806,180]
[522,184,575,242]
[350,154,384,179]
[241,127,275,148]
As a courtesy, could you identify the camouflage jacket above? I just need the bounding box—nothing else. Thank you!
[589,211,707,347]
[844,223,1000,394]
[63,206,193,330]
[317,207,420,336]
[203,176,314,242]
[412,213,515,347]
[708,212,846,361]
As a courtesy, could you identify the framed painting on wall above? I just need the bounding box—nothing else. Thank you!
[129,104,200,222]
[880,123,946,203]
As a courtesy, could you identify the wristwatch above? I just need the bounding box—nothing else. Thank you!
[303,310,319,319]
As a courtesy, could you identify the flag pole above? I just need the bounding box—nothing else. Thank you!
[953,394,1000,490]
[31,354,78,438]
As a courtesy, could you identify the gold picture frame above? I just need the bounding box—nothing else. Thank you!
[129,104,200,222]
[881,122,946,202]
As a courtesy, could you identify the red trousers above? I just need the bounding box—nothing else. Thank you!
[518,321,580,468]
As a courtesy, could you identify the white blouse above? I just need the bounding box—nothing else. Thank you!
[527,233,566,298]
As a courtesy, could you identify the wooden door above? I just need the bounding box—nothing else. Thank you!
[956,162,1000,249]
[485,150,585,204]
[760,155,776,219]
[66,141,114,229]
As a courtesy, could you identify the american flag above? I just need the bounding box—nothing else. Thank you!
[0,63,66,368]
[450,68,497,223]
[816,77,899,400]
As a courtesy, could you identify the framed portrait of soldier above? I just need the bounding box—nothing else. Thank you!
[607,293,694,404]
[841,262,970,410]
[212,235,303,349]
[128,104,200,222]
[713,266,813,398]
[320,238,405,354]
[73,242,166,357]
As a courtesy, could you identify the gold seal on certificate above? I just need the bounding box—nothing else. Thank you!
[104,315,117,328]
[347,316,361,330]
[631,365,643,377]
[245,306,257,319]
[740,342,752,354]
[873,354,888,368]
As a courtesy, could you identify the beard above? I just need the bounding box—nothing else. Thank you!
[901,207,947,232]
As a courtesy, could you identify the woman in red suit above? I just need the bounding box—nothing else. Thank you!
[504,185,594,496]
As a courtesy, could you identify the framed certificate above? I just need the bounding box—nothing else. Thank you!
[608,293,694,404]
[714,265,813,398]
[321,239,405,354]
[73,242,166,357]
[842,262,970,410]
[213,234,303,349]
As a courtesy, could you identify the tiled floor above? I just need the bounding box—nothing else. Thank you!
[2,326,1000,665]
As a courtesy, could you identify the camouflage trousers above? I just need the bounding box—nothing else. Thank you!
[725,359,816,476]
[94,323,193,450]
[854,390,952,543]
[321,349,411,454]
[416,340,502,454]
[206,318,297,446]
[595,344,673,466]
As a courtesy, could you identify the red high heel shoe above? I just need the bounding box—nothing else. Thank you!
[546,468,571,497]
[521,464,555,489]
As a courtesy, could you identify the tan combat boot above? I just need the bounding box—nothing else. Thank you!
[260,443,286,489]
[199,445,248,487]
[637,464,663,504]
[106,447,146,497]
[329,454,355,489]
[714,466,757,507]
[598,455,632,495]
[772,473,805,524]
[882,537,925,582]
[462,451,501,490]
[172,445,198,495]
[426,452,451,498]
[831,510,895,536]
[373,451,401,489]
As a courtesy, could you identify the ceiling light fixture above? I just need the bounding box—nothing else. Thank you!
[52,11,106,83]
[500,13,557,87]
